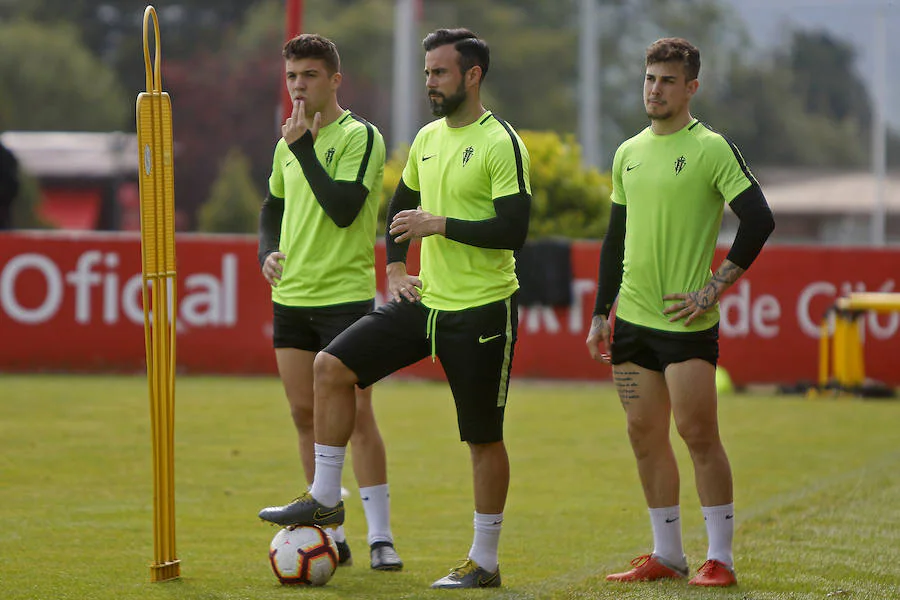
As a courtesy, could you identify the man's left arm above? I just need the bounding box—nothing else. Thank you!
[389,127,531,250]
[388,193,530,250]
[444,193,531,250]
[664,183,775,324]
[288,130,371,228]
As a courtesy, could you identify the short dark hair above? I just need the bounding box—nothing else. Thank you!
[282,33,341,75]
[422,28,490,81]
[646,37,700,81]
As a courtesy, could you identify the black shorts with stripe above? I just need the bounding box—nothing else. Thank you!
[272,299,375,352]
[324,293,519,444]
[610,317,719,372]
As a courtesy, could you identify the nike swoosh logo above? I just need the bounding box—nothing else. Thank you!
[725,514,734,520]
[478,334,502,343]
[480,571,500,586]
[665,517,679,523]
[626,163,640,171]
[422,154,436,161]
[313,507,341,520]
[360,496,370,501]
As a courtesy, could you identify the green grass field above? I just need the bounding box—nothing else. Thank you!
[0,375,898,600]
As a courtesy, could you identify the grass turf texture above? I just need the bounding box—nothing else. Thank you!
[0,375,898,600]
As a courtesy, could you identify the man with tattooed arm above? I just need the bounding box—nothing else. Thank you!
[585,37,774,587]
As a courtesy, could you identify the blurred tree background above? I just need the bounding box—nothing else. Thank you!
[0,0,896,234]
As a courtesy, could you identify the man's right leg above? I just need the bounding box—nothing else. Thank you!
[257,352,358,528]
[606,362,688,582]
[273,347,360,564]
[260,300,429,528]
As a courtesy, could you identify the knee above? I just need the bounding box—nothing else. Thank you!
[626,417,667,459]
[676,420,720,455]
[313,352,355,387]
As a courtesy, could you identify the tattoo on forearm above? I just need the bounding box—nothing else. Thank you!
[694,261,746,309]
[712,261,745,287]
[613,370,640,407]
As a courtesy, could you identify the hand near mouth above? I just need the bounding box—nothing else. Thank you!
[282,99,321,145]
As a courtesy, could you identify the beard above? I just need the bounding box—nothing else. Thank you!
[646,109,673,121]
[429,82,467,117]
[645,100,673,121]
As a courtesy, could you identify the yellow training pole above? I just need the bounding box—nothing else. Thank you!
[835,293,900,395]
[831,313,846,392]
[136,5,180,582]
[809,315,830,398]
[846,316,865,391]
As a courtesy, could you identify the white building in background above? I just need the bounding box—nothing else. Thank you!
[720,168,900,246]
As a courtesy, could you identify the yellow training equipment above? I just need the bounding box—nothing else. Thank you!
[136,4,180,583]
[811,292,900,398]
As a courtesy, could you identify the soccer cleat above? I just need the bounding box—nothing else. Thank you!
[370,541,403,571]
[335,539,352,567]
[431,558,500,589]
[606,553,689,582]
[688,559,737,587]
[257,491,345,527]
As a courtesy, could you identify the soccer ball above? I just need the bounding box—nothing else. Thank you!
[268,525,339,586]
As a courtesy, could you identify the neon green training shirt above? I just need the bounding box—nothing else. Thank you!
[402,111,531,311]
[268,110,385,307]
[611,118,757,332]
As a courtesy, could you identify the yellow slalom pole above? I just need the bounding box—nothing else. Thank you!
[809,314,830,399]
[831,313,847,393]
[847,315,865,391]
[136,4,180,583]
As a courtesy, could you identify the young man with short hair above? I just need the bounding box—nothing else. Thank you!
[586,37,774,587]
[257,33,402,571]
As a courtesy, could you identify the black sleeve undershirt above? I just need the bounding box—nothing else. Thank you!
[444,192,531,251]
[288,131,369,228]
[726,183,775,269]
[257,191,284,268]
[593,202,626,317]
[385,178,421,265]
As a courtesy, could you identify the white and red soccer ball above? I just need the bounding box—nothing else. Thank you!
[268,525,339,586]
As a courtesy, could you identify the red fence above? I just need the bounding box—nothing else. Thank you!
[1,231,898,385]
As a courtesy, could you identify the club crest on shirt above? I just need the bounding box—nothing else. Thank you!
[462,146,474,166]
[674,155,686,175]
[325,147,336,166]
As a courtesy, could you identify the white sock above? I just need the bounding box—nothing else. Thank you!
[649,506,686,567]
[331,525,347,543]
[309,444,345,507]
[468,512,502,573]
[359,483,393,546]
[702,503,735,566]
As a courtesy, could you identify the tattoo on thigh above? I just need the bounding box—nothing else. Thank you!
[613,370,640,407]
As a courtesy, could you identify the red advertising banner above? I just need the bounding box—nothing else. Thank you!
[1,231,898,385]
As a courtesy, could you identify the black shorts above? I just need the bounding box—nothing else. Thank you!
[610,317,719,372]
[324,294,519,444]
[272,299,375,352]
